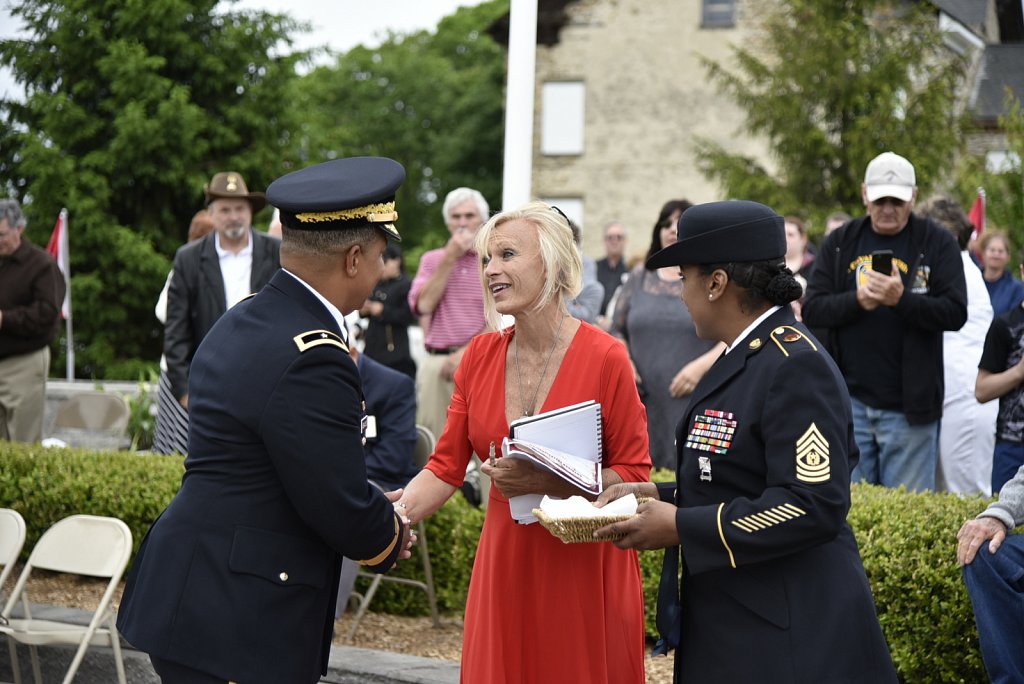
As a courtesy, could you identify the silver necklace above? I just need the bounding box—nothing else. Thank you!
[513,314,567,419]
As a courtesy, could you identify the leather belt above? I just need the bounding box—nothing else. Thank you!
[425,346,461,355]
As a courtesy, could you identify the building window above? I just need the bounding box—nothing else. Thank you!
[541,81,585,156]
[539,197,584,236]
[702,0,736,28]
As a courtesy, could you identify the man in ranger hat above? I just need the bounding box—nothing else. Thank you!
[118,157,414,684]
[161,171,281,434]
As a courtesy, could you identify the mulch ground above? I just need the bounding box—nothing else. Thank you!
[7,566,673,683]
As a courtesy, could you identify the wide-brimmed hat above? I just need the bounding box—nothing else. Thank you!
[646,200,785,268]
[204,172,267,212]
[266,157,405,242]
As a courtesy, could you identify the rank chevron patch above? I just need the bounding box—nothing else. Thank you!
[795,422,830,483]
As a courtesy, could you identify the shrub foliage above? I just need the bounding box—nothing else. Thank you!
[0,446,996,681]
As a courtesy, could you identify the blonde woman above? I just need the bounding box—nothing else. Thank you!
[398,201,651,683]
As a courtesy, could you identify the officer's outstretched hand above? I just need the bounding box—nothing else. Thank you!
[396,519,417,561]
[383,488,417,560]
[593,498,678,551]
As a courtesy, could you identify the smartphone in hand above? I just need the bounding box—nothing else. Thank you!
[871,249,893,275]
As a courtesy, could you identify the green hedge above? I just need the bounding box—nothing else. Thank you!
[0,444,183,557]
[0,445,996,681]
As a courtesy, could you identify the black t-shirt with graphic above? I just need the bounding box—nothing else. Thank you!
[979,304,1024,442]
[835,226,913,410]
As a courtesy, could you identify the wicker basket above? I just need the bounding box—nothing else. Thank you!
[533,496,652,544]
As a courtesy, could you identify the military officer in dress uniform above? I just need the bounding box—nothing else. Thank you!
[595,200,897,683]
[117,157,414,684]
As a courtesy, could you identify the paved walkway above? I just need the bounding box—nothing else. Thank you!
[0,604,459,684]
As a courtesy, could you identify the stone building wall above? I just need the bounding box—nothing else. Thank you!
[531,0,775,259]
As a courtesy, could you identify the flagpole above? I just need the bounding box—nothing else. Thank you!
[61,208,74,380]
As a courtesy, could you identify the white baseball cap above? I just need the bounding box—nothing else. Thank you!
[864,152,916,202]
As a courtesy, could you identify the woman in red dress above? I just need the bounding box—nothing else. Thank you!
[398,201,652,683]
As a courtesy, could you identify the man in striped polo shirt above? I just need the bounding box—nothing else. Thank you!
[409,187,489,443]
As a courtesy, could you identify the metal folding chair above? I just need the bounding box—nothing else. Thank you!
[346,425,440,641]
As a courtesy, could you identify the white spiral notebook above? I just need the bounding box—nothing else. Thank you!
[507,400,603,524]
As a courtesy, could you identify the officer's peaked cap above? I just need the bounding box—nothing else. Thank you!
[267,157,405,242]
[646,200,786,268]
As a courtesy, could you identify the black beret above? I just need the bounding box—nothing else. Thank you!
[266,157,405,242]
[646,200,785,268]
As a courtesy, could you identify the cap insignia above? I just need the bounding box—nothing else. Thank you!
[295,201,397,224]
[226,175,238,191]
[795,423,830,483]
[293,329,348,353]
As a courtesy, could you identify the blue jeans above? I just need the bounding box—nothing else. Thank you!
[962,535,1024,684]
[993,441,1024,494]
[850,397,938,491]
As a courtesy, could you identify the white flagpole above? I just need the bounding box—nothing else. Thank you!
[61,208,74,380]
[501,0,538,210]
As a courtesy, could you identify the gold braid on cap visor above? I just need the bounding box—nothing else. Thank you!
[295,201,398,224]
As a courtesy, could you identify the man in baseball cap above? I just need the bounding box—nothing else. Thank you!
[803,151,967,493]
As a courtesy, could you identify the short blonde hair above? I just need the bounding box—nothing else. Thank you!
[475,201,582,332]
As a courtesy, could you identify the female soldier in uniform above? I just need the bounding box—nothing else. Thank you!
[596,200,897,683]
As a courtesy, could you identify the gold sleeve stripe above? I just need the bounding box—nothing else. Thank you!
[732,519,758,533]
[731,504,809,533]
[717,503,736,569]
[354,516,400,566]
[739,515,768,530]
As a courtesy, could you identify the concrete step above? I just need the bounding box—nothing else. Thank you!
[0,605,459,684]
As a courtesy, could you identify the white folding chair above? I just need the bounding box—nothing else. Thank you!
[0,509,26,604]
[346,424,440,642]
[0,515,132,684]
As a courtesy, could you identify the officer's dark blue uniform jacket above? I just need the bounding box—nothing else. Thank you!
[658,306,897,683]
[118,270,406,684]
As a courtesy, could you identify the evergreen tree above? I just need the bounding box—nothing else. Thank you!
[695,0,969,233]
[291,0,508,261]
[0,0,304,378]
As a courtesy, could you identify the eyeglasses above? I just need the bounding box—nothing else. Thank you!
[550,205,571,227]
[605,234,625,241]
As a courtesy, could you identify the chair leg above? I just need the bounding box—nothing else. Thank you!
[110,619,127,684]
[28,645,41,684]
[345,574,383,643]
[8,638,22,684]
[417,521,440,628]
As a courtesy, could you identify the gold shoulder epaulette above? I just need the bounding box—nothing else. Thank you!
[768,326,818,357]
[293,329,348,353]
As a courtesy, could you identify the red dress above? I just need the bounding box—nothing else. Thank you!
[425,322,652,684]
